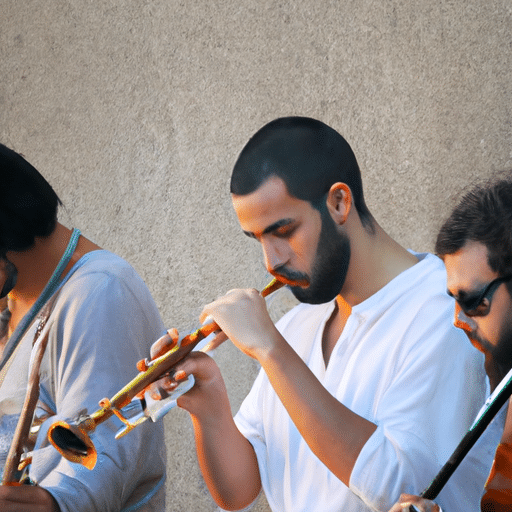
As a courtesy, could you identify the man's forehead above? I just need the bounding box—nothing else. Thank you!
[232,176,311,231]
[444,241,495,293]
[232,176,289,206]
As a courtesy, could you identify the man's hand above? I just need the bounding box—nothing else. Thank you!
[0,484,60,512]
[145,325,261,509]
[199,288,284,361]
[147,287,284,403]
[146,329,229,419]
[388,494,441,512]
[144,328,181,399]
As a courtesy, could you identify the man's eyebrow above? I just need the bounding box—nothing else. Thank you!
[242,218,295,239]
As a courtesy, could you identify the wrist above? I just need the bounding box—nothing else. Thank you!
[255,331,289,365]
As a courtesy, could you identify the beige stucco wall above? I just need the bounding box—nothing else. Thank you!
[1,1,511,510]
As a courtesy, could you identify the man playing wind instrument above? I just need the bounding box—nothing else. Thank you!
[150,117,500,511]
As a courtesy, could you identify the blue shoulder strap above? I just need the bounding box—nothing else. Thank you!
[0,228,81,374]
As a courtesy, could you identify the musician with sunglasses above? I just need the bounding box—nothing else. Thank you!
[389,177,512,512]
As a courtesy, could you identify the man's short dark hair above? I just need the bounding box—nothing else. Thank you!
[230,117,374,231]
[0,143,62,253]
[435,176,512,276]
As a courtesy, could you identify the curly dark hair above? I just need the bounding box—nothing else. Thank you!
[0,143,62,253]
[435,176,512,276]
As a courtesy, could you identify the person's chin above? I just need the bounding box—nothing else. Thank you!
[291,286,337,305]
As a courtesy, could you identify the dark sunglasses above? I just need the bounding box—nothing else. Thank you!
[457,275,512,317]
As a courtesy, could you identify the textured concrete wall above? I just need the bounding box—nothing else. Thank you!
[1,1,511,510]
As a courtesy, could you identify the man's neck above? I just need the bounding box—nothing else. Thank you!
[340,222,419,307]
[321,218,418,365]
[6,223,101,328]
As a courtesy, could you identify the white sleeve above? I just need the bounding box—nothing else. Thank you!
[349,298,497,512]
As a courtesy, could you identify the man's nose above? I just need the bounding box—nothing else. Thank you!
[262,239,287,274]
[453,302,478,334]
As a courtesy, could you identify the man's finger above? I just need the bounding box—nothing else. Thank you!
[150,328,179,359]
[201,331,228,352]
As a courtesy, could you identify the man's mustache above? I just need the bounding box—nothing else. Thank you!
[271,266,310,288]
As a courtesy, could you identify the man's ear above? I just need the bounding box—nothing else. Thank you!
[326,183,352,225]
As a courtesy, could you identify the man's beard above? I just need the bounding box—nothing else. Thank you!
[275,209,351,305]
[487,322,512,384]
[469,320,512,388]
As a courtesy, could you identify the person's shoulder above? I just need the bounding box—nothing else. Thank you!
[354,251,449,317]
[406,251,446,281]
[398,251,451,301]
[53,250,164,330]
[58,250,156,306]
[72,250,136,275]
[64,250,148,287]
[400,252,472,348]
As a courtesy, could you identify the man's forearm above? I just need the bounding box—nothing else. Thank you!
[191,414,261,510]
[0,485,60,512]
[259,340,377,486]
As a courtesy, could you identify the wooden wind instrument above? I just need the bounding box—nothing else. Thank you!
[47,278,285,470]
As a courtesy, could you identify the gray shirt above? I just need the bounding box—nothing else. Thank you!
[0,250,167,512]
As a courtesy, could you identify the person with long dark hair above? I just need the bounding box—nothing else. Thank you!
[0,144,167,511]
